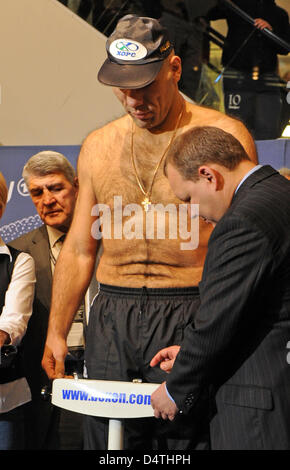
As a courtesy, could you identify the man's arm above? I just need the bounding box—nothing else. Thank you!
[0,252,35,347]
[151,216,272,417]
[42,138,99,379]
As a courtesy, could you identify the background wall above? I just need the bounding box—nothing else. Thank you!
[0,0,124,146]
[0,0,288,146]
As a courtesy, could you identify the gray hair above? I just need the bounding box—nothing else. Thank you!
[279,167,290,177]
[0,171,8,212]
[22,151,76,186]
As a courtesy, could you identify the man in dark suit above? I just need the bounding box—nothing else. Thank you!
[150,126,290,450]
[9,151,89,449]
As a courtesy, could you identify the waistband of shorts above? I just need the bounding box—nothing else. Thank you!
[99,283,199,298]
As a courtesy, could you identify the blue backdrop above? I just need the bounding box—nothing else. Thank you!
[0,139,289,243]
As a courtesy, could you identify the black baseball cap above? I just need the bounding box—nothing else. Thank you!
[97,15,173,89]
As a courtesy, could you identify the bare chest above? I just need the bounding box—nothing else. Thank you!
[92,130,178,209]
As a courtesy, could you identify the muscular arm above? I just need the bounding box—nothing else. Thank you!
[43,137,99,378]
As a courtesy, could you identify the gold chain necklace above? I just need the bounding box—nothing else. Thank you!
[131,102,184,212]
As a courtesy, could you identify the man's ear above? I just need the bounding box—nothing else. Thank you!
[73,176,79,191]
[198,166,223,190]
[169,55,182,82]
[198,166,215,182]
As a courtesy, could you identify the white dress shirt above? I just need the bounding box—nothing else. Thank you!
[0,237,35,413]
[46,226,85,348]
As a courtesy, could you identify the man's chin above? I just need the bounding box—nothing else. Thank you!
[44,215,67,230]
[131,114,154,129]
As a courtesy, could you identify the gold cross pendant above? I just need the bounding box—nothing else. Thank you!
[142,196,152,212]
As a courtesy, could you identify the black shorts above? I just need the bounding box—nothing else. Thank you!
[83,284,209,450]
[85,283,200,383]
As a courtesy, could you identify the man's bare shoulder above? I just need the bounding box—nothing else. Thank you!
[187,102,237,127]
[83,114,128,146]
[77,115,129,167]
[186,102,257,162]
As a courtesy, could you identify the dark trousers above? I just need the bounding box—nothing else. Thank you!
[0,405,26,450]
[83,284,210,450]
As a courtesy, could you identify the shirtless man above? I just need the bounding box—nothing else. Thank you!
[42,15,257,450]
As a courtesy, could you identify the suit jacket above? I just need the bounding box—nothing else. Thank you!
[10,224,99,449]
[166,166,290,450]
[9,225,57,448]
[10,225,52,396]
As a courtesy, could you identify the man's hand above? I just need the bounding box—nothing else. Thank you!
[41,336,68,379]
[151,382,179,421]
[150,345,180,373]
[254,18,273,31]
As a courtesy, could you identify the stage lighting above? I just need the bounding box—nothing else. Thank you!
[282,121,290,138]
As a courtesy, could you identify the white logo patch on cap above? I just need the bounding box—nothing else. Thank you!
[110,39,147,61]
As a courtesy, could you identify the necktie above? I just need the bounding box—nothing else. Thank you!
[49,234,66,268]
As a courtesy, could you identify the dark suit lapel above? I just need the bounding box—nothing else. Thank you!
[30,225,52,311]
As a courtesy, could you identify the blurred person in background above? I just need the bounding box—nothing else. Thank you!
[207,0,290,140]
[10,152,84,450]
[0,171,35,450]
